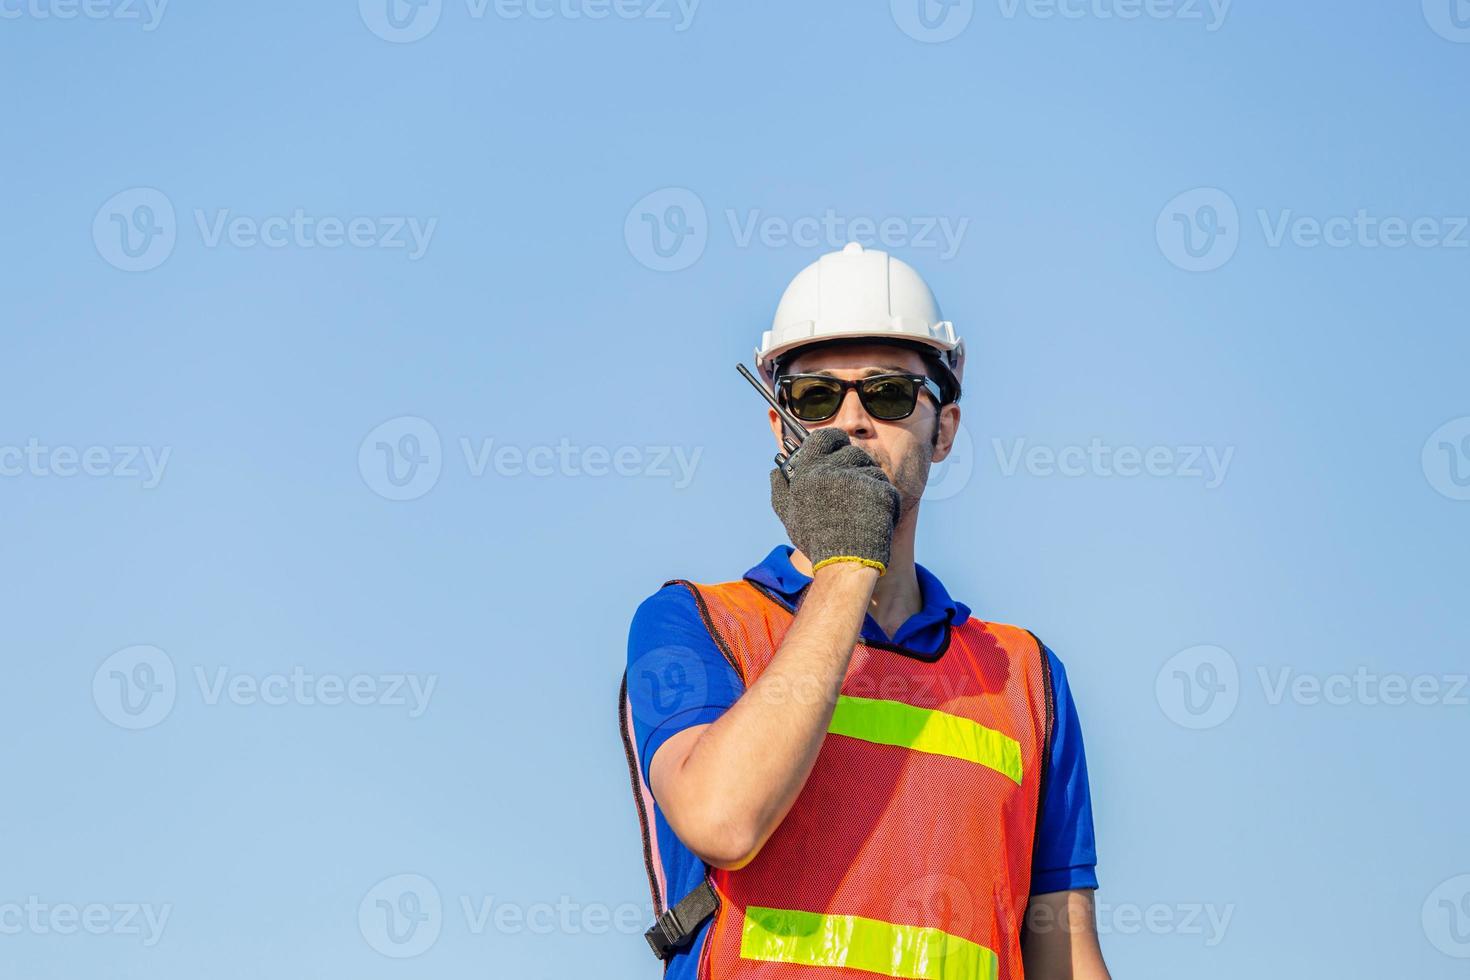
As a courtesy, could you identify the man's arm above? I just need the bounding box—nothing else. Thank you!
[1022,889,1111,980]
[649,561,876,869]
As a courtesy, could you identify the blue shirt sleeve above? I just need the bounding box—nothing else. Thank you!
[1030,645,1100,895]
[625,583,745,788]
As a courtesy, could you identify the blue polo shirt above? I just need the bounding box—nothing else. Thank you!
[624,546,1098,979]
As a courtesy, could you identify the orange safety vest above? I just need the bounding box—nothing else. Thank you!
[623,578,1054,980]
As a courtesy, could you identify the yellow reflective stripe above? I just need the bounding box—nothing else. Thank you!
[740,906,997,980]
[827,694,1023,784]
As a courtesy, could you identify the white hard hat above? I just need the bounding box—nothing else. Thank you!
[755,242,965,396]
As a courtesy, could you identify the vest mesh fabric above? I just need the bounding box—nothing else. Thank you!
[682,579,1050,980]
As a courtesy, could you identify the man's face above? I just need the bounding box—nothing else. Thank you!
[769,343,961,515]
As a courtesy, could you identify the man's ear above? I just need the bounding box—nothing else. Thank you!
[767,407,785,448]
[931,403,961,463]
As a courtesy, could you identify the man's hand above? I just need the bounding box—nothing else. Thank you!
[770,428,900,574]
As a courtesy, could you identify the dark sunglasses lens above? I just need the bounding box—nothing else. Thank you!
[860,377,920,419]
[787,377,844,421]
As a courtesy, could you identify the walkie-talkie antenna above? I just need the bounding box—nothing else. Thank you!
[737,363,809,479]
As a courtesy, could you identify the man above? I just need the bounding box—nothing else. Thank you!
[620,243,1108,980]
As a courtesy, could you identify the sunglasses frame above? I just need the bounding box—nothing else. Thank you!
[776,372,945,423]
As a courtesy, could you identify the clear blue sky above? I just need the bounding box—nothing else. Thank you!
[2,2,1468,977]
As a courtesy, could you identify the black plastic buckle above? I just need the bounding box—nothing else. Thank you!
[642,880,718,960]
[644,908,686,959]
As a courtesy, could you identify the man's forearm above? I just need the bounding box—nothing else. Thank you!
[650,562,877,868]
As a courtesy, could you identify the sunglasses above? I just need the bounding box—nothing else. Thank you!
[776,373,944,423]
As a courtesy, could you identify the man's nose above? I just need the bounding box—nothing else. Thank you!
[828,389,875,440]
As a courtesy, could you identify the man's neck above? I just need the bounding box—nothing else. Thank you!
[790,506,922,641]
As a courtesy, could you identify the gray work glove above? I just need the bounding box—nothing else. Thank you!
[770,427,900,575]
